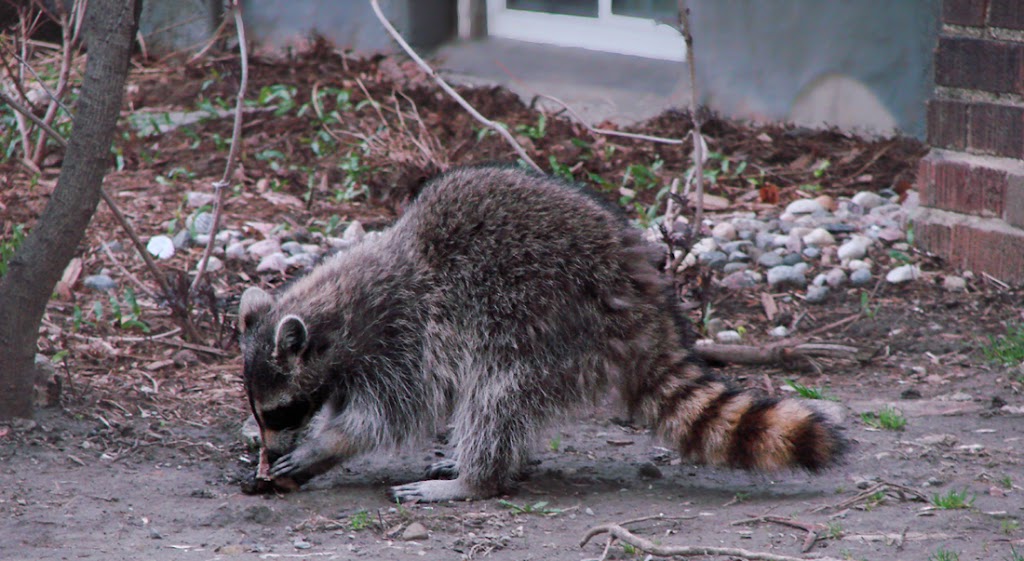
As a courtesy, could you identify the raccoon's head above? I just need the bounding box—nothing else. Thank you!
[238,287,317,459]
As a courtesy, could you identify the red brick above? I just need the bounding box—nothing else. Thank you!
[1005,173,1024,228]
[943,0,989,26]
[973,166,1008,217]
[915,216,1024,282]
[929,157,971,210]
[968,102,1024,158]
[927,99,969,150]
[935,37,1024,93]
[989,0,1024,30]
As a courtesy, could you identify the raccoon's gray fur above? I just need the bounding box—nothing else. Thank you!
[239,165,846,502]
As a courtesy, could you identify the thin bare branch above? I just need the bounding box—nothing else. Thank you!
[369,0,541,173]
[677,1,706,237]
[534,93,685,145]
[580,523,842,561]
[190,1,248,298]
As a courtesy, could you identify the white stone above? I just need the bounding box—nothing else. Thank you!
[851,191,887,210]
[838,236,871,261]
[247,239,282,258]
[942,275,967,292]
[769,325,789,338]
[767,265,807,287]
[186,191,216,208]
[711,222,737,241]
[885,264,921,284]
[225,242,246,260]
[256,252,288,273]
[716,330,742,344]
[193,256,223,273]
[802,227,836,246]
[691,237,718,255]
[785,199,824,215]
[146,235,175,260]
[848,259,872,271]
[825,268,848,288]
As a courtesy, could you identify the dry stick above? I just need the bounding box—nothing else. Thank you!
[369,0,542,173]
[580,524,843,561]
[100,240,160,300]
[694,341,860,366]
[731,515,825,553]
[190,1,248,298]
[533,93,686,145]
[31,0,81,166]
[0,83,204,342]
[678,1,705,236]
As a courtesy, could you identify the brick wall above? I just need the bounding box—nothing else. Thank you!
[916,0,1024,282]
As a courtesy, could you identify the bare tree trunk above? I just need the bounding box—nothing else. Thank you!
[0,0,140,420]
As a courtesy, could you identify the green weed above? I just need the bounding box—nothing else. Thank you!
[859,291,879,318]
[349,510,371,531]
[929,547,959,561]
[982,324,1024,366]
[549,435,561,452]
[1,224,27,277]
[785,379,837,401]
[1007,546,1024,561]
[1001,519,1020,535]
[860,407,906,431]
[515,113,547,140]
[930,488,974,510]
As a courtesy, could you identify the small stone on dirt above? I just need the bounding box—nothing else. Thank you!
[942,275,967,292]
[637,462,662,479]
[83,274,116,291]
[402,522,429,541]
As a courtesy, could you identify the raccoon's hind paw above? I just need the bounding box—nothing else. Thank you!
[390,477,485,503]
[424,459,459,480]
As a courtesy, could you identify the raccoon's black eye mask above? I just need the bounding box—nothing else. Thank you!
[260,401,311,431]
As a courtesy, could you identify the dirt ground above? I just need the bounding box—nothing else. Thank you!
[2,46,1023,561]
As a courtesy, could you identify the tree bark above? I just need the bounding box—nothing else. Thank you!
[0,0,140,420]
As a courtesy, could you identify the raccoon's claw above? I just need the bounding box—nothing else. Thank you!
[268,452,302,479]
[390,477,485,503]
[424,459,459,480]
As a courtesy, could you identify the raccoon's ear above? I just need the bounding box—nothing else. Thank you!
[239,287,273,332]
[274,315,308,359]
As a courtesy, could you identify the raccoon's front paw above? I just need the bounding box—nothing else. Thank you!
[390,477,486,503]
[424,459,459,480]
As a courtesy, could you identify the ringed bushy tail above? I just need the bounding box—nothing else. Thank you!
[649,358,846,472]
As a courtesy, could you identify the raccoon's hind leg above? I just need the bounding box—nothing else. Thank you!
[391,383,536,502]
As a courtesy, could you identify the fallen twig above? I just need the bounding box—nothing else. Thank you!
[814,481,929,513]
[190,0,248,299]
[369,0,541,173]
[533,93,686,145]
[581,523,842,561]
[694,341,861,366]
[732,515,826,553]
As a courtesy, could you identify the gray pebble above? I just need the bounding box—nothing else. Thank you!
[83,274,116,291]
[886,264,921,284]
[825,268,848,288]
[757,252,784,268]
[225,242,246,261]
[281,241,305,255]
[186,191,216,208]
[699,251,728,269]
[721,241,753,254]
[247,239,282,258]
[727,251,750,263]
[812,273,827,287]
[722,262,749,274]
[849,268,873,286]
[720,270,761,290]
[189,211,214,236]
[782,253,805,266]
[637,462,663,479]
[402,522,429,541]
[802,246,821,259]
[100,240,124,253]
[704,318,725,338]
[172,229,191,250]
[785,199,824,215]
[285,253,317,269]
[823,222,858,234]
[767,265,806,288]
[755,232,776,250]
[805,285,829,304]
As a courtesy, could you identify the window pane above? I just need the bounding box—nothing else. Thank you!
[611,0,676,20]
[507,0,599,18]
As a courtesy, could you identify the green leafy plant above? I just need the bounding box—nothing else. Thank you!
[1007,546,1024,561]
[1,224,27,277]
[930,488,975,510]
[349,510,371,531]
[826,521,843,540]
[982,324,1024,366]
[549,435,561,452]
[548,156,575,182]
[785,379,837,401]
[859,291,879,319]
[515,113,547,140]
[929,547,959,561]
[860,407,906,431]
[1001,519,1020,535]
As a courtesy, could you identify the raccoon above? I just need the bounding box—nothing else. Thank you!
[239,165,846,502]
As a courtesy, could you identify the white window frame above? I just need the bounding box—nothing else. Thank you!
[486,0,686,61]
